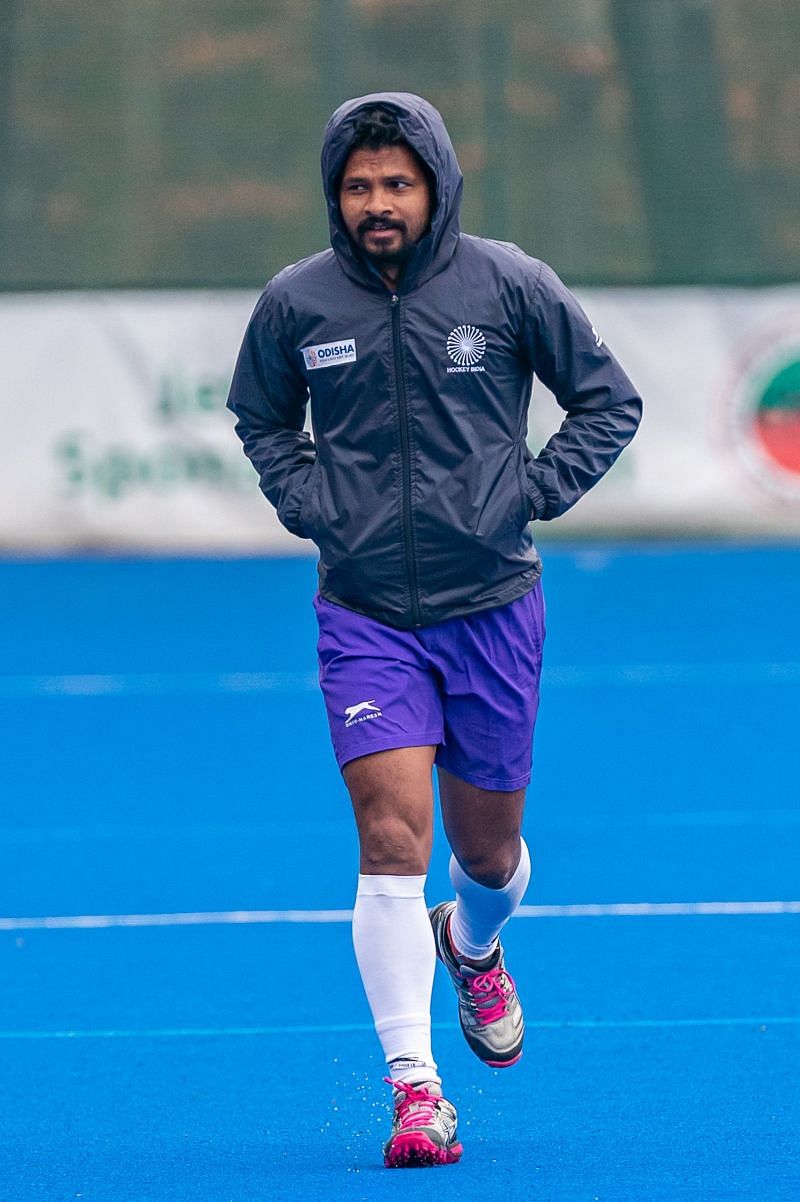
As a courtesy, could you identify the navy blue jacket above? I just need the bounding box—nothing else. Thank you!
[227,92,642,629]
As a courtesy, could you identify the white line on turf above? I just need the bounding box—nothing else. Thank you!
[2,900,799,931]
[517,900,800,917]
[0,671,319,698]
[1,661,799,698]
[3,808,798,845]
[0,1016,798,1040]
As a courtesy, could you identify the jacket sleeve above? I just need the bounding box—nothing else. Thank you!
[522,262,642,521]
[226,286,316,538]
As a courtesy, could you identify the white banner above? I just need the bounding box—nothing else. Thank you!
[2,287,800,551]
[533,285,800,536]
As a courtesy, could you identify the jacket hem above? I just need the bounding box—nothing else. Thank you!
[319,565,542,630]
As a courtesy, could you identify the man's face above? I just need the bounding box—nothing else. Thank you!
[339,144,432,270]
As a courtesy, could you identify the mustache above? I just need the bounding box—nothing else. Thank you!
[358,218,405,235]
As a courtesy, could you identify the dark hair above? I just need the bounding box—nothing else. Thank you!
[349,106,407,152]
[347,106,436,201]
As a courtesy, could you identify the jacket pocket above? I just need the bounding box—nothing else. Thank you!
[475,451,529,544]
[515,445,533,530]
[298,463,322,542]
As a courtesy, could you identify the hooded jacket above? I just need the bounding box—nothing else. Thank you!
[227,92,642,629]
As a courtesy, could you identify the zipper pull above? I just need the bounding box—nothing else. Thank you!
[391,294,399,305]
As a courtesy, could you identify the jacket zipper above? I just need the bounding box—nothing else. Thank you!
[391,293,422,627]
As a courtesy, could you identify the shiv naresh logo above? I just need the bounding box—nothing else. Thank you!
[446,325,487,374]
[344,699,383,728]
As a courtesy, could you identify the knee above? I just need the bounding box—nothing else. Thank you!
[358,813,430,876]
[456,845,520,890]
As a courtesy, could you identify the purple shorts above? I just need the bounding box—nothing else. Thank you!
[314,585,545,792]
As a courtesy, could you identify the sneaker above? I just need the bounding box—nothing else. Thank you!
[429,900,524,1068]
[383,1078,463,1168]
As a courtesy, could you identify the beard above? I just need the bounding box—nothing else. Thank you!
[356,218,414,266]
[365,243,413,268]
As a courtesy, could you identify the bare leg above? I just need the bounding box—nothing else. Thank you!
[437,765,526,888]
[344,745,437,875]
[437,765,530,964]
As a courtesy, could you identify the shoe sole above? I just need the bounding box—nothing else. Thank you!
[485,1050,523,1068]
[384,1133,463,1168]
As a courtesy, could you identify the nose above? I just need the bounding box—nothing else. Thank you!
[365,186,394,215]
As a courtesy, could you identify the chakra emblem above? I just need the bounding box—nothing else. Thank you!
[446,325,486,367]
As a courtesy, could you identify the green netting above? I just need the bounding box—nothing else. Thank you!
[1,0,799,289]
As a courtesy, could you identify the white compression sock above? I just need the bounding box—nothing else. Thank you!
[352,873,440,1087]
[448,838,531,961]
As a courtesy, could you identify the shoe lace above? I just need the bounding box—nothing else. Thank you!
[467,965,515,1026]
[383,1078,440,1129]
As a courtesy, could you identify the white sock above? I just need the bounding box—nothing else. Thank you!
[352,873,440,1087]
[448,838,531,960]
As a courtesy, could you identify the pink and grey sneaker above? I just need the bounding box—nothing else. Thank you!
[383,1079,463,1168]
[429,900,524,1068]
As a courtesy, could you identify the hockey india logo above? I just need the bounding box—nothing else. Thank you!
[446,325,486,367]
[728,329,800,502]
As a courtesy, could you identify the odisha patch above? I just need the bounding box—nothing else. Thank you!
[302,339,357,371]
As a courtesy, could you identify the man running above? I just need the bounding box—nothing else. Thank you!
[227,92,642,1168]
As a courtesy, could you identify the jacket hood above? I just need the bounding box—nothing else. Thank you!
[320,91,463,292]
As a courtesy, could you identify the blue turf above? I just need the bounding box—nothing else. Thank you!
[1,545,799,1199]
